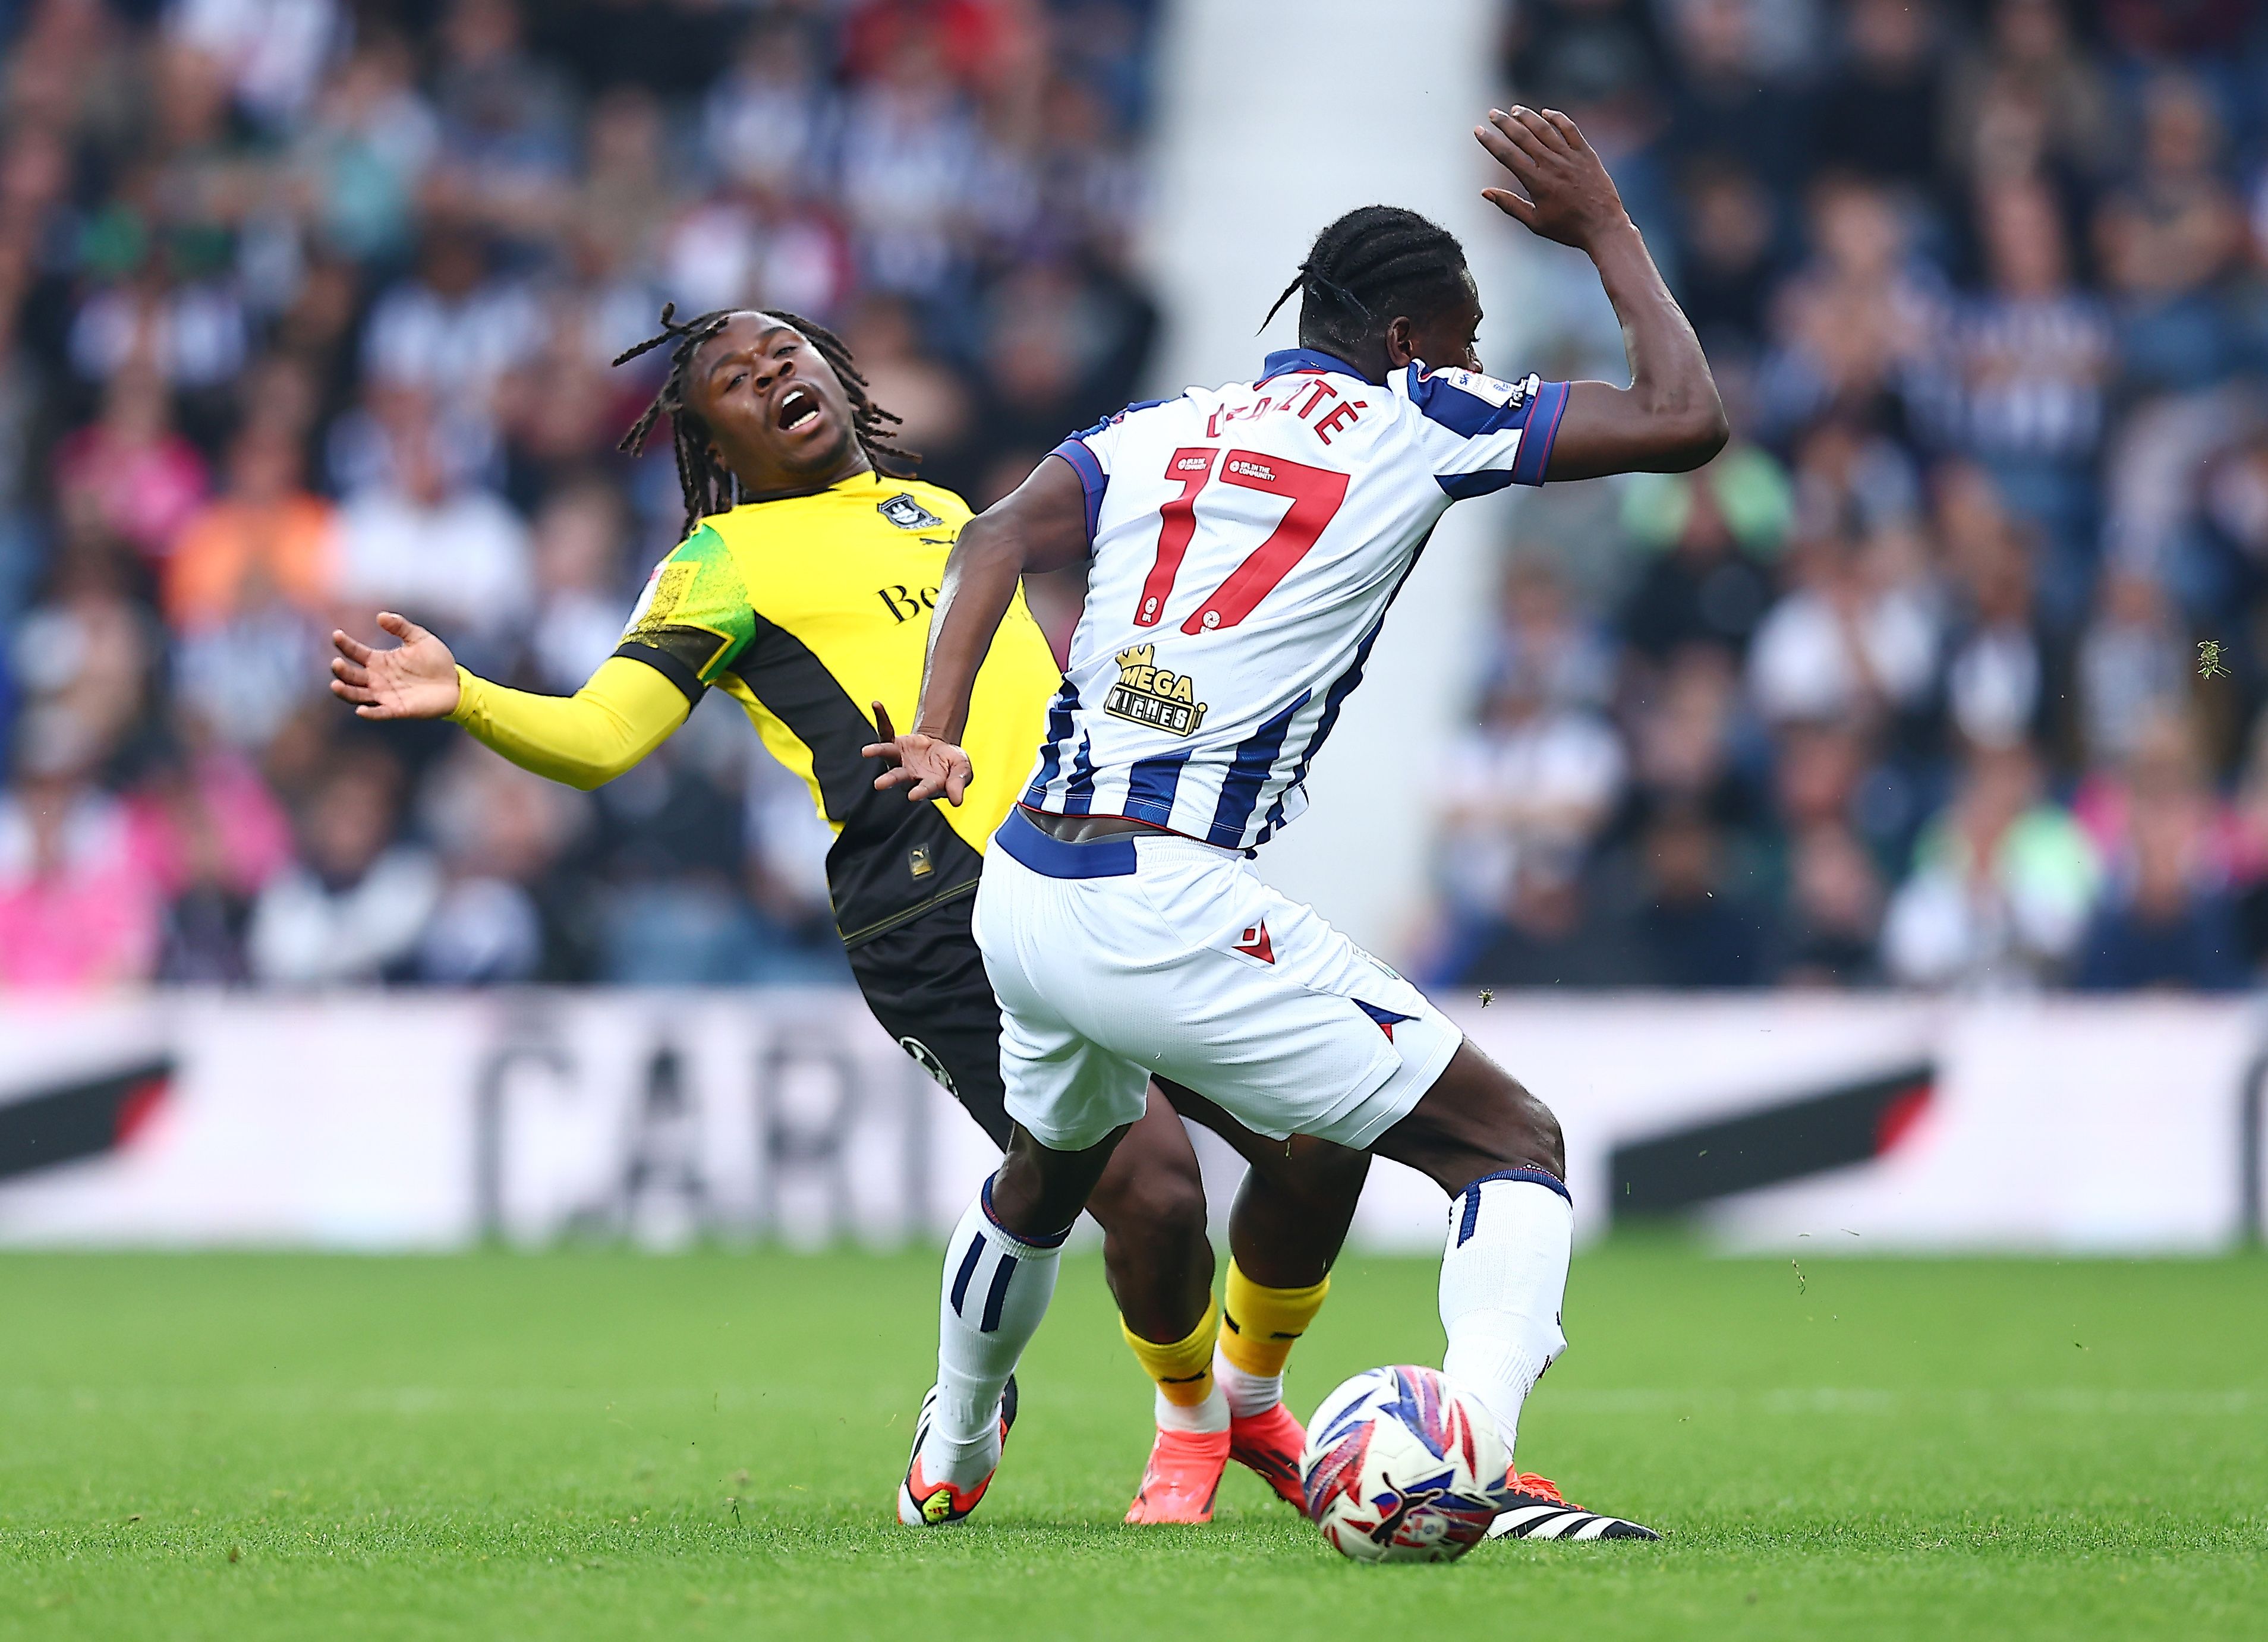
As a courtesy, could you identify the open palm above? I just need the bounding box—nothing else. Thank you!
[1474,106,1626,251]
[861,699,973,806]
[330,612,462,720]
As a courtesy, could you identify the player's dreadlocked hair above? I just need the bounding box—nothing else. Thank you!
[613,303,919,538]
[1261,206,1470,356]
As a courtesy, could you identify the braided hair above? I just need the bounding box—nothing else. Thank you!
[1261,206,1471,357]
[613,303,919,538]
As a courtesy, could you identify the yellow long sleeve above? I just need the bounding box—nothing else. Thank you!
[446,656,691,790]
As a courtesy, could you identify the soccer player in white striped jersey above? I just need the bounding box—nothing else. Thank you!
[868,107,1726,1541]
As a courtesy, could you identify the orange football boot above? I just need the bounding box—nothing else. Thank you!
[1123,1426,1231,1524]
[1227,1402,1308,1508]
[897,1376,1018,1527]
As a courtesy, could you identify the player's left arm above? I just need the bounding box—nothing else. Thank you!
[1476,106,1728,481]
[862,456,1091,805]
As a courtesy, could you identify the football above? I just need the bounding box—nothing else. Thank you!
[1299,1366,1511,1564]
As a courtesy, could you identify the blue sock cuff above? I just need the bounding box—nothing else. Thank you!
[1464,1167,1571,1205]
[981,1175,1073,1250]
[1454,1168,1571,1247]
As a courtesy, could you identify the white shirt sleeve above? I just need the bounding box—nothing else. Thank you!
[1390,364,1572,497]
[1048,399,1163,543]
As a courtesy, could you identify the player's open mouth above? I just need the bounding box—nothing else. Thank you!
[776,387,821,432]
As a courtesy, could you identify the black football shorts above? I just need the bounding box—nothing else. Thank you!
[843,890,1014,1149]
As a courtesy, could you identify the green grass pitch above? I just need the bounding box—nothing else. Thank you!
[2,1242,2263,1640]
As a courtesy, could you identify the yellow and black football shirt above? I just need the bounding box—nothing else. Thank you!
[612,471,1061,948]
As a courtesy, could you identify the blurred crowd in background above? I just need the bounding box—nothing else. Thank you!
[7,0,2268,998]
[1422,0,2268,995]
[0,0,1158,988]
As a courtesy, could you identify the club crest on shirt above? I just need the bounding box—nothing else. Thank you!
[1104,644,1208,736]
[877,492,945,530]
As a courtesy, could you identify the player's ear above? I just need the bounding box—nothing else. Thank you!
[1382,316,1420,369]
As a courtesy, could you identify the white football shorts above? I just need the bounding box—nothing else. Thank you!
[972,806,1462,1152]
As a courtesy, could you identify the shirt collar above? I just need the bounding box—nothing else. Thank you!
[1259,346,1371,383]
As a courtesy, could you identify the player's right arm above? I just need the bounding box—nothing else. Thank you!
[864,455,1092,805]
[329,612,689,791]
[331,521,764,788]
[1475,106,1727,480]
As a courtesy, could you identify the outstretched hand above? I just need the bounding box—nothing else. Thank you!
[330,612,462,720]
[1474,106,1628,250]
[861,699,973,806]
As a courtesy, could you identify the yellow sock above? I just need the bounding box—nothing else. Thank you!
[1120,1297,1219,1408]
[1219,1262,1330,1379]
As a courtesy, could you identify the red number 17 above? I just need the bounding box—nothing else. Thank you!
[1131,447,1350,634]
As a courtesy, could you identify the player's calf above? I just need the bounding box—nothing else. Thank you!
[1162,1108,1371,1508]
[1085,1104,1216,1344]
[906,1126,1129,1523]
[1214,1261,1332,1507]
[1372,1043,1573,1462]
[1090,1120,1237,1523]
[903,1183,1066,1527]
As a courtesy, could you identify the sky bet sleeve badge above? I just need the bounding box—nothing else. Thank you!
[1105,644,1207,735]
[877,492,946,530]
[1430,365,1534,407]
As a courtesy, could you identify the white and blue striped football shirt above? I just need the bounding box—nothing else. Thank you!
[1023,346,1569,850]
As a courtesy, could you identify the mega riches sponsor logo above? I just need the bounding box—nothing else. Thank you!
[1104,644,1208,735]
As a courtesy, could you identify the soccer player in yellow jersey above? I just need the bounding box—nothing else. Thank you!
[329,305,1369,1524]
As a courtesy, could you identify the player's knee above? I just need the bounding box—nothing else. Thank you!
[1130,1167,1212,1244]
[1509,1084,1565,1181]
[1452,1069,1565,1187]
[1256,1138,1369,1214]
[1090,1163,1209,1255]
[993,1124,1129,1238]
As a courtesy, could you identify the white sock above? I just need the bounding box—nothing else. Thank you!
[1155,1381,1230,1435]
[1212,1347,1281,1420]
[922,1180,1066,1479]
[1438,1171,1572,1461]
